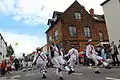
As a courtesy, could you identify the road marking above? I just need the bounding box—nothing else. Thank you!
[72,73,83,76]
[0,77,19,80]
[106,77,120,80]
[0,77,6,80]
[6,79,19,80]
[25,73,36,76]
[11,75,21,79]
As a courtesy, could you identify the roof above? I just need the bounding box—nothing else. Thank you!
[46,1,105,33]
[0,33,7,47]
[52,11,63,18]
[42,44,48,48]
[47,19,54,25]
[46,1,79,33]
[91,14,105,21]
[46,18,60,33]
[100,0,110,6]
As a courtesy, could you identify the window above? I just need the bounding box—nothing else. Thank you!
[84,27,91,37]
[75,12,81,19]
[53,16,57,22]
[48,36,52,43]
[99,32,104,41]
[54,29,59,40]
[48,23,51,27]
[69,26,77,37]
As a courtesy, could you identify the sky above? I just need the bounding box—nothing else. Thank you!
[0,0,105,57]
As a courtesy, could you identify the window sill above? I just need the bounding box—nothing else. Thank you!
[69,36,77,38]
[85,36,92,38]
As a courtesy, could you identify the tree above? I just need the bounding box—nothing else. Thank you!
[6,44,14,57]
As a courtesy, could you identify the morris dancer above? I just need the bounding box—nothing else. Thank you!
[86,39,111,74]
[50,41,73,80]
[33,47,48,79]
[65,45,79,72]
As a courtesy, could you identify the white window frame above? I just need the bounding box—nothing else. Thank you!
[54,29,59,41]
[75,12,81,19]
[84,27,91,37]
[99,32,104,41]
[48,36,52,43]
[69,26,77,37]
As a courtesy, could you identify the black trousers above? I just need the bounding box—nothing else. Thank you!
[1,68,6,75]
[111,54,119,66]
[15,64,19,71]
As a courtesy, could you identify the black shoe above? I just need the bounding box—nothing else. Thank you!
[95,71,100,74]
[58,68,62,72]
[117,64,120,66]
[68,69,74,75]
[72,70,75,73]
[112,64,116,66]
[59,77,64,80]
[105,65,112,69]
[42,74,47,79]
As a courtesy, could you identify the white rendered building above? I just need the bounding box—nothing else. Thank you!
[0,34,7,63]
[101,0,120,45]
[101,0,120,59]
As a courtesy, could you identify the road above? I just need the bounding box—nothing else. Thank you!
[1,66,120,80]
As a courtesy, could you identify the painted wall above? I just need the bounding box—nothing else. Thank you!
[102,0,120,59]
[0,34,7,63]
[102,0,120,45]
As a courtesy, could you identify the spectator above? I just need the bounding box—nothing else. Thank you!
[105,44,112,59]
[6,60,12,73]
[1,60,6,76]
[95,45,102,56]
[118,40,120,50]
[14,58,19,71]
[79,51,84,64]
[110,41,120,66]
[101,44,107,62]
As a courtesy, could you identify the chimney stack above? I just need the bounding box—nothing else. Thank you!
[89,8,94,14]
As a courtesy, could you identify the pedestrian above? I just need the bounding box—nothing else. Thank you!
[101,44,107,62]
[6,60,12,73]
[33,47,48,79]
[27,56,33,70]
[50,41,72,80]
[14,58,19,71]
[95,45,102,57]
[79,52,84,64]
[105,44,112,59]
[86,39,111,74]
[110,41,120,66]
[22,53,28,71]
[118,40,120,50]
[1,60,6,76]
[65,45,79,72]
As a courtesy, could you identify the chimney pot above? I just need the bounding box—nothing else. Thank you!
[89,8,94,14]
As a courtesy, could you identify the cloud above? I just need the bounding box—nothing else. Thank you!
[0,0,105,25]
[0,28,45,57]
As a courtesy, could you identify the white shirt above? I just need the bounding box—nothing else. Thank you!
[53,45,60,56]
[33,52,47,64]
[66,48,78,58]
[86,44,98,58]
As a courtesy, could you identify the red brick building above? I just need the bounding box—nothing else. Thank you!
[46,1,109,53]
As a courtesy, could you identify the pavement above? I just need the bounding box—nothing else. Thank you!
[0,65,120,80]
